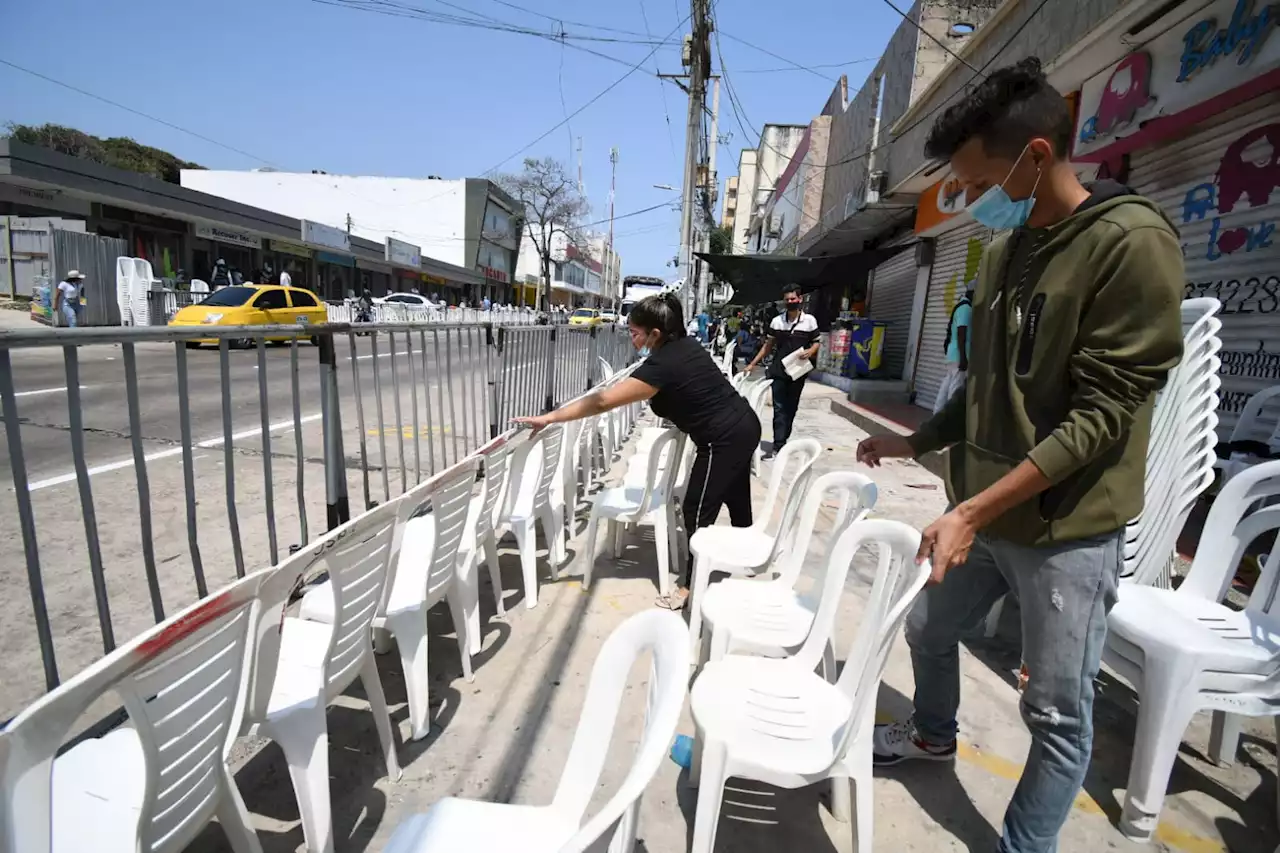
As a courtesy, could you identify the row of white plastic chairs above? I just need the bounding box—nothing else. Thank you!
[0,357,643,853]
[325,302,539,325]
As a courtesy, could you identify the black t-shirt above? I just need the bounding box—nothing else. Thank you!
[632,335,756,447]
[767,311,820,379]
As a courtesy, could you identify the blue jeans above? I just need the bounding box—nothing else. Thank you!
[60,303,80,328]
[905,530,1121,853]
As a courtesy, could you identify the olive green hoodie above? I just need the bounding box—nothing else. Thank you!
[907,182,1185,545]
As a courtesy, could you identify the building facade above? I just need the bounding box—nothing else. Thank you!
[179,170,521,304]
[721,175,740,234]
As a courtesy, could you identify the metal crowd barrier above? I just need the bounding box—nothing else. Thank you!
[0,319,634,718]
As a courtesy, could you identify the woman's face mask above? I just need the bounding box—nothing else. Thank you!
[965,144,1043,230]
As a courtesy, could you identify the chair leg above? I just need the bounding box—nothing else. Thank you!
[852,773,874,852]
[690,739,728,853]
[360,652,402,780]
[514,521,539,609]
[688,556,714,655]
[611,518,623,559]
[539,506,564,574]
[984,594,1005,639]
[446,584,475,682]
[821,639,838,684]
[267,710,334,853]
[583,510,602,588]
[482,533,505,618]
[387,611,432,742]
[1208,711,1243,766]
[1119,660,1198,841]
[653,510,671,598]
[217,767,264,853]
[831,776,852,823]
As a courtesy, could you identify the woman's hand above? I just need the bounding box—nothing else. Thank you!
[511,414,553,435]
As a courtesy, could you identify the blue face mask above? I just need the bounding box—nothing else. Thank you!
[966,146,1042,230]
[638,346,651,358]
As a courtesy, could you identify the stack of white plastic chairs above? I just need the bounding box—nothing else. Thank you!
[131,259,157,327]
[114,257,133,326]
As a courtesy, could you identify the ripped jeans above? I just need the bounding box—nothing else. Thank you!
[905,530,1121,853]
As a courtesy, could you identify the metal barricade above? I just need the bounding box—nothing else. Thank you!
[146,289,210,325]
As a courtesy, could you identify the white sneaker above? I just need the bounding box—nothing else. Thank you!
[872,718,957,767]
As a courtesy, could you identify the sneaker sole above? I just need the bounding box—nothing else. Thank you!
[872,750,957,768]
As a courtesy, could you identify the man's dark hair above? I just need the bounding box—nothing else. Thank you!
[781,284,801,298]
[924,57,1073,161]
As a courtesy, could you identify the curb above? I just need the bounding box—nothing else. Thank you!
[827,397,948,480]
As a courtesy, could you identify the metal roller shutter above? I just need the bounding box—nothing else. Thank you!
[867,248,918,380]
[913,221,992,410]
[1129,92,1280,438]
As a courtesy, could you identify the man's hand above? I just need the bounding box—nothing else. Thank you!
[855,434,913,468]
[511,414,553,435]
[917,507,978,584]
[744,362,759,374]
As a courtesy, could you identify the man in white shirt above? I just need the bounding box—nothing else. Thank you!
[745,285,820,457]
[54,270,85,327]
[279,268,292,288]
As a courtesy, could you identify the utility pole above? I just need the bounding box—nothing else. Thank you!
[677,0,711,320]
[608,146,619,309]
[698,76,720,311]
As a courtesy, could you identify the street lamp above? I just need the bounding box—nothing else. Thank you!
[652,183,676,191]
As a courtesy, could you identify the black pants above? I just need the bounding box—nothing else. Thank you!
[678,413,761,587]
[771,375,807,452]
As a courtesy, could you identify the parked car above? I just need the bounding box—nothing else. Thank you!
[568,308,604,327]
[599,311,618,324]
[375,293,432,307]
[170,285,326,347]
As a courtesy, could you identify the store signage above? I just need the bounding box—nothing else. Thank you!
[316,251,356,268]
[98,204,186,232]
[1075,0,1280,159]
[1179,122,1280,263]
[194,222,261,249]
[480,264,509,283]
[384,237,421,268]
[0,184,92,216]
[270,239,313,258]
[422,273,447,286]
[301,219,350,252]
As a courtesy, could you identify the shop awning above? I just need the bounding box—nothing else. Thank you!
[695,246,908,306]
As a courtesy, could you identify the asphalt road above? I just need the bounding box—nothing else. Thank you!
[0,325,575,719]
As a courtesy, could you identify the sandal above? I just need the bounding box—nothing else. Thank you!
[654,590,690,611]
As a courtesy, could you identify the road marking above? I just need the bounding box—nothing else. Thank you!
[26,413,323,492]
[870,711,1228,852]
[12,385,96,398]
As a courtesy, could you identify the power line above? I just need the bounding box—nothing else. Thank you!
[736,57,878,73]
[483,0,668,39]
[0,58,279,168]
[636,0,679,163]
[718,29,839,82]
[879,0,981,75]
[478,12,690,177]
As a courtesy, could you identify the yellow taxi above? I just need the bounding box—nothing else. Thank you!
[568,307,604,327]
[170,285,328,347]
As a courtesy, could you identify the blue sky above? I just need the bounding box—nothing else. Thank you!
[0,0,903,276]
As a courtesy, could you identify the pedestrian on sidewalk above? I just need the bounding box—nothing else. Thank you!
[54,270,85,328]
[935,281,973,413]
[854,58,1184,853]
[744,285,819,458]
[513,291,760,611]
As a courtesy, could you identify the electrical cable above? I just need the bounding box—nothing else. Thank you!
[736,57,878,73]
[0,58,279,168]
[717,29,839,82]
[879,0,981,75]
[483,0,669,40]
[636,0,679,162]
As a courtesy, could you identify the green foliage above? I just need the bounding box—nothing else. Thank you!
[4,123,204,183]
[709,223,733,255]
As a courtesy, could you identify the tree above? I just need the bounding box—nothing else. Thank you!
[3,123,204,183]
[498,157,589,311]
[709,223,733,255]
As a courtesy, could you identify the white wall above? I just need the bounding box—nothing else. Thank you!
[180,170,469,267]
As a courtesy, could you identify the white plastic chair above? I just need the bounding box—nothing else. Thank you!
[499,426,566,609]
[583,428,687,597]
[114,257,133,326]
[458,435,515,643]
[381,609,690,853]
[1104,458,1280,842]
[132,259,156,327]
[1215,384,1280,485]
[0,563,302,853]
[745,380,772,473]
[243,499,404,853]
[720,340,736,375]
[688,519,930,853]
[554,418,588,544]
[687,438,824,652]
[698,470,879,672]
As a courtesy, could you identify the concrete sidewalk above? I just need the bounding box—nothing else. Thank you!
[194,384,1277,853]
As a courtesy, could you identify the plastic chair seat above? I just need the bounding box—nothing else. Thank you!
[263,616,330,719]
[690,526,776,572]
[382,798,578,853]
[701,579,816,651]
[1109,585,1279,673]
[691,655,853,777]
[595,485,669,518]
[49,728,146,853]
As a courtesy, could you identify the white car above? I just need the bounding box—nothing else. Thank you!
[375,293,432,307]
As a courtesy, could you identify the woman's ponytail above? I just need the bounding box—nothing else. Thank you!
[630,291,687,341]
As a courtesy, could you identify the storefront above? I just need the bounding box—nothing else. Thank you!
[96,204,187,280]
[1072,0,1280,435]
[913,220,990,411]
[267,239,315,292]
[317,251,355,301]
[866,247,921,381]
[191,222,263,284]
[356,257,392,297]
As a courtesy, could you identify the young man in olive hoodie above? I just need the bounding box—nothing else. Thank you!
[857,59,1184,851]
